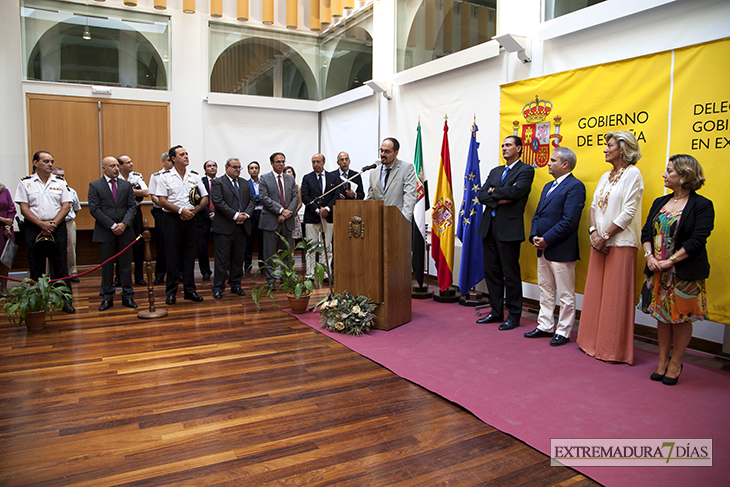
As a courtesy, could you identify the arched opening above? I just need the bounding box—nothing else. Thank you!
[210,37,317,100]
[324,27,373,99]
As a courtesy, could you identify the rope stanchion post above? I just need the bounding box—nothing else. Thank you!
[137,219,167,319]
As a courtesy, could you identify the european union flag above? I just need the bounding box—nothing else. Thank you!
[456,123,484,295]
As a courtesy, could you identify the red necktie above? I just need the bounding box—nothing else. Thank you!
[278,175,286,207]
[110,179,117,202]
[207,179,214,211]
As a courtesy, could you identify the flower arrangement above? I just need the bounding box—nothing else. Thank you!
[319,292,377,336]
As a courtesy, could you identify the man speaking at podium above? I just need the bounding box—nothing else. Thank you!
[367,137,418,222]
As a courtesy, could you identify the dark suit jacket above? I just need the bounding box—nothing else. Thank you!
[529,174,586,262]
[259,171,299,232]
[300,171,340,224]
[641,192,714,280]
[210,176,255,236]
[330,169,365,200]
[88,177,136,243]
[477,160,535,242]
[196,176,214,226]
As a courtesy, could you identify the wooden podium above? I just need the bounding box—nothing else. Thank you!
[333,200,412,330]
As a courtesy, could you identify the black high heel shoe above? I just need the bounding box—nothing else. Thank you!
[650,365,668,382]
[662,364,683,386]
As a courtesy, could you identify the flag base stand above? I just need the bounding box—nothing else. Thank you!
[412,284,434,299]
[137,221,168,320]
[433,286,461,303]
[459,290,489,307]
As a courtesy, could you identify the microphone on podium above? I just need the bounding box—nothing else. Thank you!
[361,163,378,171]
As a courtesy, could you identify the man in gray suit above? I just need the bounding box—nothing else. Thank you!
[367,137,418,222]
[88,156,138,311]
[210,158,255,299]
[259,152,299,286]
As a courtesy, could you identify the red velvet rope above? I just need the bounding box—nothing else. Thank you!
[0,234,142,284]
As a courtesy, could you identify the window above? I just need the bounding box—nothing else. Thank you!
[209,5,372,101]
[543,0,607,21]
[21,0,170,90]
[397,0,496,73]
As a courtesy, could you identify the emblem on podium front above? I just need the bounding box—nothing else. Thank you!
[513,95,563,167]
[348,216,364,238]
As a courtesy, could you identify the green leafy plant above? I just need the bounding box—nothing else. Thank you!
[1,274,73,325]
[251,233,327,309]
[319,292,377,336]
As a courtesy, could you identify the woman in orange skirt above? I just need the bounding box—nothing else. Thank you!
[578,131,644,364]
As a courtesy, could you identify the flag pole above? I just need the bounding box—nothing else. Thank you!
[412,118,434,299]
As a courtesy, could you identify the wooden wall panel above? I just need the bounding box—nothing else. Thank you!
[27,95,101,230]
[26,95,170,230]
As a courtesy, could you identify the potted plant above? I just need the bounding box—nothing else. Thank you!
[1,274,73,331]
[252,234,327,313]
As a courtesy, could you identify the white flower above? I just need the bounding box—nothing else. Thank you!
[334,322,345,330]
[352,305,361,314]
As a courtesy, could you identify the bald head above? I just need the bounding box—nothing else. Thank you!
[102,156,120,179]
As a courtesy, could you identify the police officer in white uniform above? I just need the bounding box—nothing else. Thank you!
[117,155,148,285]
[155,145,209,304]
[14,150,75,313]
[148,152,174,285]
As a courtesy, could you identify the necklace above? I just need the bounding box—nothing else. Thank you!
[672,193,689,203]
[597,166,627,211]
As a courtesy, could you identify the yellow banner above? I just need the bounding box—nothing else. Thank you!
[501,37,730,324]
[670,38,730,323]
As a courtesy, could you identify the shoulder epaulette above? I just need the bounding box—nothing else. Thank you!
[21,175,32,181]
[53,174,65,180]
[152,170,162,176]
[191,170,199,175]
[132,171,142,176]
[162,170,171,174]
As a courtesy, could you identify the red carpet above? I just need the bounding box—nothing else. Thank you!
[290,298,730,487]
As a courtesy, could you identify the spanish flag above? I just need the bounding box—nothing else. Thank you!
[431,119,455,292]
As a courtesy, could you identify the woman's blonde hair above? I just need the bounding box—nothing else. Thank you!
[604,131,642,165]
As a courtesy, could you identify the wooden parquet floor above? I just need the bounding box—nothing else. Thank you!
[0,273,598,486]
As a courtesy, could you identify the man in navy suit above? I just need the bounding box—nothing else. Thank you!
[524,147,586,346]
[88,156,138,311]
[477,136,535,330]
[210,158,255,299]
[301,153,339,278]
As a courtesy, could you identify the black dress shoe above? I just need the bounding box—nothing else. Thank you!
[113,278,121,287]
[662,364,683,386]
[650,365,668,382]
[122,298,138,309]
[63,303,76,314]
[498,318,520,330]
[550,335,570,347]
[165,294,176,305]
[213,291,223,300]
[153,278,165,285]
[202,273,212,281]
[135,279,147,286]
[69,277,80,283]
[98,300,113,312]
[476,312,503,324]
[184,292,204,302]
[524,328,553,338]
[231,288,246,296]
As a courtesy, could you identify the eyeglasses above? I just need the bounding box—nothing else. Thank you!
[380,149,393,154]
